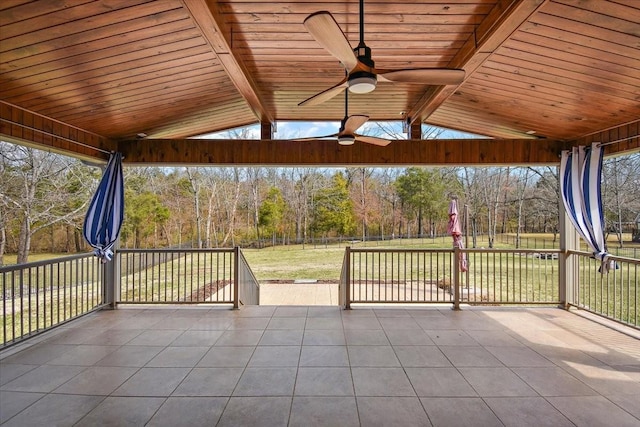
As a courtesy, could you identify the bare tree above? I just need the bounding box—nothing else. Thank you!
[0,143,92,262]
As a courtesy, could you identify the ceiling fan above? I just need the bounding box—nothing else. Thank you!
[298,0,465,107]
[294,88,391,146]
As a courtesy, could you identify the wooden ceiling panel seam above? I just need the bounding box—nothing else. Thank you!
[0,4,190,56]
[1,19,200,73]
[485,55,640,98]
[408,0,549,124]
[1,0,160,40]
[15,60,226,110]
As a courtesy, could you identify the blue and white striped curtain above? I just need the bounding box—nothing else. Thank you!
[560,143,614,273]
[83,152,124,263]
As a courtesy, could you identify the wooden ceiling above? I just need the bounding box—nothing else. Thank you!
[1,0,639,165]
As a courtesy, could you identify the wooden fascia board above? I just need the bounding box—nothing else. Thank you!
[181,0,274,125]
[118,138,573,166]
[408,0,548,125]
[0,101,113,162]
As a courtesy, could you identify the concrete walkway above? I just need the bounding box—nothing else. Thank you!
[259,282,339,305]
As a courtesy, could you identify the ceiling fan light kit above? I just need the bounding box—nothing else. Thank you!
[348,72,377,93]
[338,135,356,145]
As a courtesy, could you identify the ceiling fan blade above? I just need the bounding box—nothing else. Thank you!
[342,115,369,134]
[304,11,358,70]
[298,79,348,106]
[356,134,392,146]
[291,133,338,141]
[377,68,465,85]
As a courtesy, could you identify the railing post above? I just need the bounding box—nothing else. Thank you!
[452,247,461,310]
[559,204,579,309]
[345,246,351,309]
[233,246,240,309]
[103,243,121,309]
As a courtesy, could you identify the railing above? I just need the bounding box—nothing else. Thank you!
[571,251,639,328]
[236,247,260,306]
[460,249,561,305]
[117,247,260,307]
[117,248,236,305]
[340,247,562,309]
[1,253,105,348]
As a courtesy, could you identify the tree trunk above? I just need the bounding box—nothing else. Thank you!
[17,217,31,264]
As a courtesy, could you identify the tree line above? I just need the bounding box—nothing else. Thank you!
[1,141,639,265]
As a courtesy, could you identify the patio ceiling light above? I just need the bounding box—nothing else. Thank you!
[338,134,356,145]
[348,72,377,94]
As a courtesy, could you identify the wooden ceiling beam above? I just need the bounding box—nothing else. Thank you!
[0,101,114,162]
[118,138,573,166]
[181,0,274,126]
[408,0,548,125]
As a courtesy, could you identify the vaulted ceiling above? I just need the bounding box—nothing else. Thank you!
[1,0,638,165]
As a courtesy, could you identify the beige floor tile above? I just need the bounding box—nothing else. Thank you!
[303,329,346,345]
[485,397,574,426]
[46,345,118,366]
[1,394,103,427]
[420,397,501,427]
[294,367,354,396]
[189,317,233,330]
[93,345,163,367]
[0,391,45,424]
[112,367,190,396]
[233,367,297,396]
[146,346,209,367]
[345,329,390,345]
[273,306,309,317]
[305,316,343,330]
[466,329,525,347]
[307,306,342,318]
[439,345,503,367]
[81,329,143,346]
[547,395,640,427]
[607,394,640,419]
[215,329,264,346]
[357,396,431,426]
[266,317,306,330]
[512,367,598,396]
[379,317,422,330]
[486,346,554,367]
[458,367,537,397]
[1,365,85,393]
[1,344,72,365]
[299,346,349,367]
[423,329,478,346]
[348,345,400,367]
[352,367,415,396]
[0,363,38,386]
[289,396,359,427]
[228,317,271,330]
[405,367,476,397]
[393,346,452,368]
[197,346,255,367]
[53,366,137,395]
[74,396,165,427]
[218,396,291,427]
[385,329,435,346]
[343,317,382,330]
[126,329,183,346]
[172,367,243,396]
[248,346,300,367]
[147,396,228,427]
[169,330,224,346]
[43,328,103,345]
[259,329,304,345]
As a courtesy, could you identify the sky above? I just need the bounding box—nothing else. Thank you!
[198,121,486,141]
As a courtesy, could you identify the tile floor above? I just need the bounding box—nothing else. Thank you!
[1,305,639,426]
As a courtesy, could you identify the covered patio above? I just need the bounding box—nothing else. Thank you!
[1,0,639,425]
[2,305,640,426]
